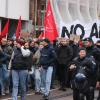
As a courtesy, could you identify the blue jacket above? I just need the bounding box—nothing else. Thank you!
[39,45,56,68]
[0,51,9,67]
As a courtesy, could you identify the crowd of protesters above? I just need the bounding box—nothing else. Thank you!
[0,36,100,100]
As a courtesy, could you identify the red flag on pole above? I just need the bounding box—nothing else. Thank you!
[1,19,9,39]
[16,16,22,39]
[38,32,44,39]
[38,32,45,39]
[39,0,58,42]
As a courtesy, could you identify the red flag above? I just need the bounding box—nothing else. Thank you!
[38,32,44,39]
[1,19,9,38]
[39,0,58,42]
[38,32,45,39]
[16,16,22,39]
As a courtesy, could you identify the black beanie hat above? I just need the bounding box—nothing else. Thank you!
[83,38,93,43]
[79,47,86,52]
[43,38,50,44]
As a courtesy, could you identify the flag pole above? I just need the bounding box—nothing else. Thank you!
[5,33,8,40]
[6,19,9,40]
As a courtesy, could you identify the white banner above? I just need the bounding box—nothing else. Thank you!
[50,0,100,43]
[60,20,100,43]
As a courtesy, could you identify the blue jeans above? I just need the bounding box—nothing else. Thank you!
[12,70,28,100]
[0,67,4,94]
[2,64,10,91]
[41,66,53,96]
[35,68,41,92]
[0,64,9,94]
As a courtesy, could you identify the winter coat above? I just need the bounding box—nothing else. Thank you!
[56,45,73,65]
[1,45,13,58]
[95,46,100,81]
[0,51,9,67]
[39,45,56,69]
[86,45,100,62]
[70,56,97,87]
[69,41,79,59]
[33,49,41,65]
[11,48,33,70]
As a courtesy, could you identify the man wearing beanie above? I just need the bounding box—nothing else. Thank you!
[39,38,56,100]
[83,38,100,100]
[69,48,96,100]
[95,40,100,100]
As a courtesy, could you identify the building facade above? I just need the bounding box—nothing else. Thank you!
[1,0,99,39]
[0,0,29,20]
[0,0,30,38]
[29,0,46,36]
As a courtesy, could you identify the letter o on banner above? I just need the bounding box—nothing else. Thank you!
[74,24,85,39]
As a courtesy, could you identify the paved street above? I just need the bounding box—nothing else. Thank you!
[0,88,99,100]
[0,88,72,100]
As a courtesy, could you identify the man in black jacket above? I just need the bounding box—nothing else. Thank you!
[10,40,33,100]
[69,48,96,100]
[83,38,100,99]
[95,40,100,100]
[56,38,73,91]
[83,38,100,59]
[0,46,9,95]
[39,38,56,100]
